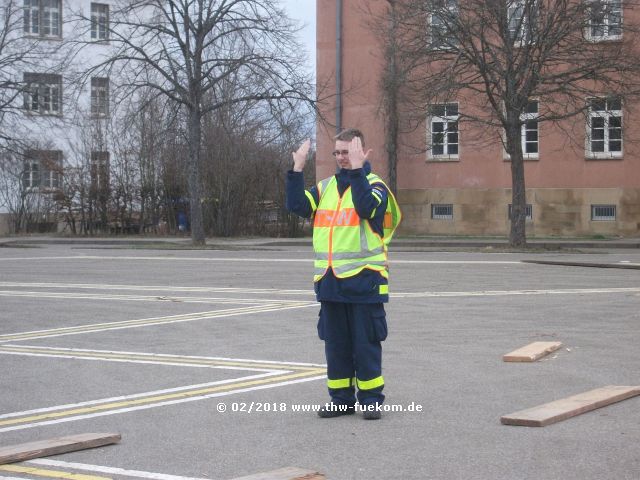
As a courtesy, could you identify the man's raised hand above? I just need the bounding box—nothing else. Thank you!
[292,139,311,172]
[348,137,372,170]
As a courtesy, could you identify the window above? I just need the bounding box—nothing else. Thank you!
[23,0,61,38]
[587,97,622,158]
[430,0,458,49]
[91,3,109,41]
[591,204,616,220]
[507,0,537,43]
[431,204,453,219]
[522,100,539,158]
[429,103,459,158]
[22,150,63,190]
[23,73,62,115]
[508,204,533,220]
[90,151,109,193]
[588,0,622,40]
[91,77,109,117]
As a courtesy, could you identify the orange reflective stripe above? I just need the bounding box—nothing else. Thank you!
[314,209,336,227]
[314,208,360,228]
[383,212,393,228]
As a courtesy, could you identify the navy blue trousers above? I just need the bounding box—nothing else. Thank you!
[317,301,388,406]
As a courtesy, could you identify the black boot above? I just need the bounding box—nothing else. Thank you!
[317,403,355,418]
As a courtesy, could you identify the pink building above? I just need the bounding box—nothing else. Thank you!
[316,0,640,237]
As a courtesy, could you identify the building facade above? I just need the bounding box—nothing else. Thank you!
[0,0,123,235]
[316,0,640,238]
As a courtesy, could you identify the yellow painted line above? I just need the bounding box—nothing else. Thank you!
[0,303,314,343]
[0,369,326,428]
[0,346,322,372]
[0,465,111,480]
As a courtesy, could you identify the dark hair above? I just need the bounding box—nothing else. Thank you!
[334,128,365,148]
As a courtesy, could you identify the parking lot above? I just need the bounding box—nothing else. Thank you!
[0,243,639,480]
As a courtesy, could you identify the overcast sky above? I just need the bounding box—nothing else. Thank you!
[280,0,316,75]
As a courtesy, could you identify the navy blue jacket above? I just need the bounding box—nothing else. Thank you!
[286,162,390,303]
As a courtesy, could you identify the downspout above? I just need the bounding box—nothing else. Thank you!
[336,0,343,134]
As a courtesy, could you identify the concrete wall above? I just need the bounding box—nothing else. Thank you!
[399,188,640,236]
[0,214,11,236]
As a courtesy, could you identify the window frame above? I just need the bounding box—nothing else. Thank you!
[431,203,454,220]
[90,151,110,194]
[90,3,110,41]
[23,73,63,116]
[428,102,460,161]
[22,150,63,191]
[429,0,459,51]
[521,100,539,159]
[91,77,109,118]
[591,204,616,221]
[586,0,623,42]
[586,96,623,159]
[507,0,538,44]
[508,203,533,221]
[23,0,62,39]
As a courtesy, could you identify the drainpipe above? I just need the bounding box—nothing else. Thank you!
[336,0,343,134]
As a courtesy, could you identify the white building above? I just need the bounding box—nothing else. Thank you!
[0,0,119,234]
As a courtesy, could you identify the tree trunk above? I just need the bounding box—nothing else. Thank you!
[506,122,527,247]
[187,106,205,245]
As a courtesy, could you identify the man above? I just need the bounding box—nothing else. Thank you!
[286,128,401,420]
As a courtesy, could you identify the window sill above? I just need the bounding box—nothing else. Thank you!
[23,111,63,118]
[504,156,539,162]
[427,156,459,163]
[585,35,623,43]
[24,34,63,41]
[585,154,623,160]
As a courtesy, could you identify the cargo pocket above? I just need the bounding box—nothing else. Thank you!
[317,307,325,340]
[367,304,388,342]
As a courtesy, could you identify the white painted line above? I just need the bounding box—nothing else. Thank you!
[0,374,326,433]
[28,460,210,480]
[1,345,327,368]
[0,372,283,420]
[0,349,278,372]
[0,302,317,343]
[0,290,305,305]
[0,255,521,264]
[392,287,640,298]
[0,281,314,296]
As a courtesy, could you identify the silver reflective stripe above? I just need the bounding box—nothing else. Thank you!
[333,261,387,275]
[315,252,329,260]
[331,248,384,260]
[318,177,333,199]
[359,222,369,252]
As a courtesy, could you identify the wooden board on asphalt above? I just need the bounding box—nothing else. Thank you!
[501,386,640,427]
[229,467,325,480]
[0,433,121,465]
[503,341,563,362]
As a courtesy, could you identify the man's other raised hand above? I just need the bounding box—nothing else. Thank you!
[292,139,311,172]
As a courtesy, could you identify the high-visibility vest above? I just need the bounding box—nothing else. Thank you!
[312,173,402,282]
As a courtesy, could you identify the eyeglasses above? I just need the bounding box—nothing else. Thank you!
[332,150,349,157]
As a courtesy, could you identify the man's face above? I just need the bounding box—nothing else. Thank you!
[333,140,352,169]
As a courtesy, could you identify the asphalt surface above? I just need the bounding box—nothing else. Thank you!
[0,243,639,480]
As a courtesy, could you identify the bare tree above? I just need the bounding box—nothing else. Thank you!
[387,0,640,246]
[76,0,312,245]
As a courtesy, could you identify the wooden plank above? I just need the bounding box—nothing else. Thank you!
[501,386,640,427]
[0,433,121,465]
[503,341,563,362]
[229,467,325,480]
